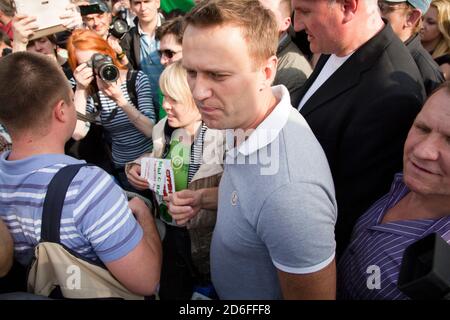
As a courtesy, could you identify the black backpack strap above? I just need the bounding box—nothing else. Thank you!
[40,164,88,243]
[126,69,139,108]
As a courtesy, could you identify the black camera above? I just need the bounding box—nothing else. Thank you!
[79,4,105,16]
[1,48,12,57]
[398,233,450,300]
[87,53,119,82]
[109,18,129,40]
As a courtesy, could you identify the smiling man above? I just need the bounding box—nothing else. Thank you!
[292,0,426,257]
[182,0,337,300]
[338,81,450,300]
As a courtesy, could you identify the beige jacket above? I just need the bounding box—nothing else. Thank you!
[126,118,225,275]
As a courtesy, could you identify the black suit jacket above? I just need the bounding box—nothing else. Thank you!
[298,23,426,257]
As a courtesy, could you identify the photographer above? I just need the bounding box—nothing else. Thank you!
[68,29,155,191]
[80,0,129,66]
[112,0,135,27]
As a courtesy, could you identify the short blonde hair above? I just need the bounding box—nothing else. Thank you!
[159,61,196,109]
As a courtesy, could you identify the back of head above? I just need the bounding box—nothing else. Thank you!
[430,0,450,58]
[259,0,292,33]
[0,52,71,133]
[66,28,125,71]
[184,0,278,67]
[159,60,195,108]
[0,0,15,17]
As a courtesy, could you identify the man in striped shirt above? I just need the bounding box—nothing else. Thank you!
[338,81,450,299]
[0,52,162,296]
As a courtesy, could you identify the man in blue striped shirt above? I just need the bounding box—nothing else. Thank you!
[338,81,450,299]
[0,52,162,296]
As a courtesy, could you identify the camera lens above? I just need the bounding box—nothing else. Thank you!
[110,19,129,39]
[99,65,119,82]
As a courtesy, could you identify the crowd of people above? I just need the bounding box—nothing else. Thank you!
[1,0,450,300]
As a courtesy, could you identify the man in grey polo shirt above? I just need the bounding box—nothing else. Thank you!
[182,0,337,299]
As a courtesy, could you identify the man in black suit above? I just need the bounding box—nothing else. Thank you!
[292,0,426,257]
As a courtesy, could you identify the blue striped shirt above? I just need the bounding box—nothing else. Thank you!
[337,173,450,300]
[0,152,143,266]
[86,70,155,167]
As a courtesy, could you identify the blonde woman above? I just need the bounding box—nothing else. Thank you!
[421,0,450,78]
[126,61,225,300]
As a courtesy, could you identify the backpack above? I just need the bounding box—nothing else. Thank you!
[26,164,144,300]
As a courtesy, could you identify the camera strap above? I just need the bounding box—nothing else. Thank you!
[126,69,139,108]
[78,70,138,124]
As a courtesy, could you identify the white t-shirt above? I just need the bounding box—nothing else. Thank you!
[298,53,353,110]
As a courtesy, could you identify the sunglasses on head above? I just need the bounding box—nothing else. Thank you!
[158,49,180,59]
[378,1,409,14]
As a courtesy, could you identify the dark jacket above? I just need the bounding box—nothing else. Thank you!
[120,17,142,70]
[275,33,312,107]
[298,23,426,257]
[406,33,444,96]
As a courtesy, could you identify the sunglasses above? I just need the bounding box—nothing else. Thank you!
[158,49,181,59]
[378,1,409,14]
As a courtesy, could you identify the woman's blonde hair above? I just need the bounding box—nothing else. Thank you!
[159,61,196,109]
[430,0,450,59]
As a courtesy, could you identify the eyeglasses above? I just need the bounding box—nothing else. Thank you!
[378,1,409,14]
[158,49,181,59]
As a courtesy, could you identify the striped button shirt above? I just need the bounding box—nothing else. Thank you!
[188,123,207,183]
[0,152,143,266]
[337,173,450,300]
[86,70,156,167]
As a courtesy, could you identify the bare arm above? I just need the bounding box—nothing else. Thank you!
[277,259,336,300]
[105,198,162,296]
[118,101,154,137]
[97,79,154,137]
[11,15,38,53]
[72,63,94,140]
[0,220,14,277]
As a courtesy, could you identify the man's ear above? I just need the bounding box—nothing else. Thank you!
[406,9,422,28]
[280,16,292,33]
[54,100,68,123]
[260,55,278,91]
[342,0,358,23]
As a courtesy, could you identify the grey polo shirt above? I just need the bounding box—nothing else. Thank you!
[211,85,337,299]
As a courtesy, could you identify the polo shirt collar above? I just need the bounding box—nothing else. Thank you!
[0,151,84,176]
[226,85,291,158]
